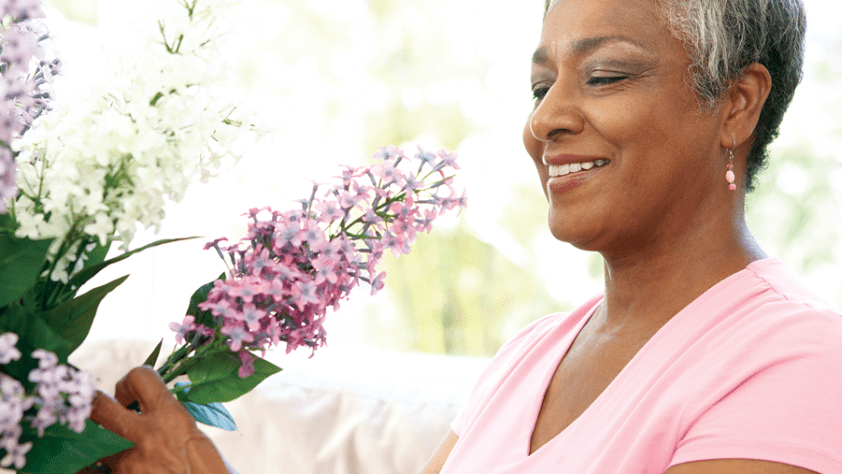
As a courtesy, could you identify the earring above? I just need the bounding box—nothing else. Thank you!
[726,140,736,191]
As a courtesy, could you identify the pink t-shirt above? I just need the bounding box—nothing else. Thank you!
[444,258,842,473]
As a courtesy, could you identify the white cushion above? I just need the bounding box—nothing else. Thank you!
[67,340,489,474]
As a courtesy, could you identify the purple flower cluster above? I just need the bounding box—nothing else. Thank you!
[0,0,60,212]
[27,349,96,436]
[176,146,466,376]
[0,333,95,469]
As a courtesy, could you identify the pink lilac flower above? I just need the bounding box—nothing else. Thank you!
[299,219,328,252]
[172,146,466,377]
[436,150,460,170]
[369,271,386,296]
[228,280,262,304]
[370,160,403,187]
[380,230,404,258]
[169,316,197,344]
[362,207,383,226]
[221,323,254,352]
[0,26,39,71]
[1,0,46,20]
[240,303,266,332]
[371,145,398,161]
[313,200,343,223]
[414,146,437,171]
[237,351,255,378]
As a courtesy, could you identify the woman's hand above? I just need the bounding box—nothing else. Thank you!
[82,366,229,474]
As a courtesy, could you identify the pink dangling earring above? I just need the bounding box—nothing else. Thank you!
[726,140,736,191]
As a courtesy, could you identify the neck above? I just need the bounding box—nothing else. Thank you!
[597,212,765,331]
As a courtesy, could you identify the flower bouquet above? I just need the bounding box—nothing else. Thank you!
[1,0,466,472]
[1,0,258,471]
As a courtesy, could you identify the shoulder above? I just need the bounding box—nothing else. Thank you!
[670,261,842,472]
[737,258,842,348]
[695,258,842,352]
[743,257,839,315]
[685,258,842,387]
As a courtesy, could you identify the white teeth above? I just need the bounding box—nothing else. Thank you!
[547,159,608,177]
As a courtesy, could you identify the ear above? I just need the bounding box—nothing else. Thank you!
[719,63,772,149]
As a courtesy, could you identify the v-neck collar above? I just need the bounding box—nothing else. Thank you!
[523,258,778,459]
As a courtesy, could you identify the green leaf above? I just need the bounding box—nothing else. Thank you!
[0,303,72,379]
[0,211,17,232]
[173,382,238,431]
[19,420,135,474]
[41,275,129,355]
[67,236,197,290]
[186,351,281,404]
[142,339,164,367]
[80,239,112,275]
[0,232,52,307]
[185,275,224,329]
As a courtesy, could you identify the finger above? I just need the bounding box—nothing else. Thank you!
[114,366,169,412]
[89,390,142,443]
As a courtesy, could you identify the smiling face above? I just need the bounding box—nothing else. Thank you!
[524,0,728,256]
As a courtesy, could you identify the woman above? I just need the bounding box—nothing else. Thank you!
[88,0,842,472]
[422,0,841,472]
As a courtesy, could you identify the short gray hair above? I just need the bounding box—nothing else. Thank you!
[542,0,807,191]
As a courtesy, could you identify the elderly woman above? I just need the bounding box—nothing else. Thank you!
[88,0,842,472]
[421,0,842,473]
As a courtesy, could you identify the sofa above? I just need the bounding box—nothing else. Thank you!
[65,340,490,474]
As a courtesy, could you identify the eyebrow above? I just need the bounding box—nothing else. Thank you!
[531,35,650,64]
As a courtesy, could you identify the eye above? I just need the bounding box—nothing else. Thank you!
[532,86,550,101]
[587,75,627,86]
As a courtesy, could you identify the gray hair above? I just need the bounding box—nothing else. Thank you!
[542,0,807,191]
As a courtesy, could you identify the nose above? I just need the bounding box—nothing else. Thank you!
[527,84,585,143]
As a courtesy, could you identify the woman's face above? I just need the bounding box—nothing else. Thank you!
[524,0,726,255]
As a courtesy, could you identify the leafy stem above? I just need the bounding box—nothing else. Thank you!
[158,336,222,384]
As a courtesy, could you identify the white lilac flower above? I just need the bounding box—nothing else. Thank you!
[0,334,21,364]
[10,0,260,281]
[0,440,30,469]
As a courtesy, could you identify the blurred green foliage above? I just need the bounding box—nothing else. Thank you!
[746,54,842,308]
[45,0,98,24]
[363,184,570,356]
[363,221,563,355]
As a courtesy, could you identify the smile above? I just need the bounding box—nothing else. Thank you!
[548,159,609,177]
